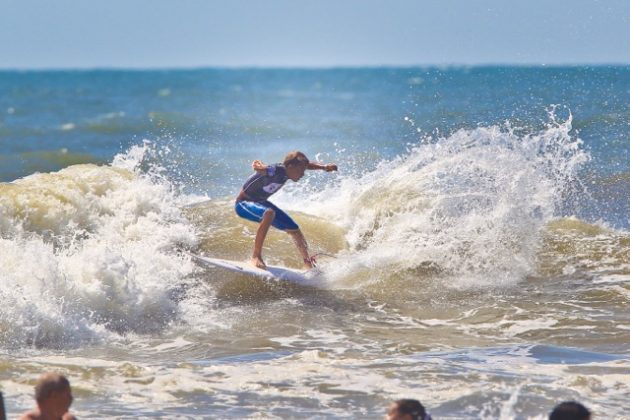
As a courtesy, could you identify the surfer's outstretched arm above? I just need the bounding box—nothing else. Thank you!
[307,162,337,172]
[254,159,336,173]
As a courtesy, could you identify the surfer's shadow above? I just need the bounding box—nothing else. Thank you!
[190,268,353,312]
[217,272,336,303]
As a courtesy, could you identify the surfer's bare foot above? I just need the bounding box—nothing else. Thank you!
[303,257,315,269]
[251,256,266,269]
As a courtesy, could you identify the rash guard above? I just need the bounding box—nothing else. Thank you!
[239,164,289,202]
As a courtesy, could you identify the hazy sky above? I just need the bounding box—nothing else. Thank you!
[1,0,628,69]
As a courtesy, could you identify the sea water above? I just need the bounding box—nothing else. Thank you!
[0,67,628,418]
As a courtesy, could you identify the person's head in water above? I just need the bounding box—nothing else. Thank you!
[549,401,591,420]
[20,373,76,420]
[283,151,310,181]
[386,399,428,420]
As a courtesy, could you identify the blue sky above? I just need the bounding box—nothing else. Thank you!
[1,0,628,69]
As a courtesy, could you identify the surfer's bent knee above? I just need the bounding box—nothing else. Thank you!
[262,208,276,220]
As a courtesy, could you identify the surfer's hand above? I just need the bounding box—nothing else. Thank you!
[324,163,337,172]
[252,160,267,173]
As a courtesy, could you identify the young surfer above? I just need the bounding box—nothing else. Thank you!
[235,151,337,269]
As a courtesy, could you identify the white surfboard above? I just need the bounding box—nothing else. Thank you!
[189,253,323,287]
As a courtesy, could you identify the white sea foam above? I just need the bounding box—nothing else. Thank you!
[5,344,628,418]
[0,145,198,348]
[278,115,588,288]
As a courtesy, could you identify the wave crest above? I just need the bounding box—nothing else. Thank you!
[0,152,197,349]
[296,116,589,287]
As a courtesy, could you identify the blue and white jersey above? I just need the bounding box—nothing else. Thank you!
[240,164,289,202]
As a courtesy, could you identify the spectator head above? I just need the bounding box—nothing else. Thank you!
[34,373,74,416]
[386,399,428,420]
[549,401,591,420]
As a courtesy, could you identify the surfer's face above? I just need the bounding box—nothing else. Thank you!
[286,163,307,181]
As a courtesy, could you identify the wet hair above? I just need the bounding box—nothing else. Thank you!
[35,373,71,404]
[283,151,309,167]
[549,401,591,420]
[394,399,427,420]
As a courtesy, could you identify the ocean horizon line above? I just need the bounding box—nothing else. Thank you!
[1,62,629,73]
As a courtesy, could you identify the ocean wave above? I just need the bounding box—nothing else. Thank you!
[0,117,623,349]
[0,152,197,349]
[275,114,590,288]
[540,217,630,277]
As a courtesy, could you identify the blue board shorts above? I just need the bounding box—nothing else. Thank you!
[235,200,299,231]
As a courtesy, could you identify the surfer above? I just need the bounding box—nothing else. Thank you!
[235,151,337,269]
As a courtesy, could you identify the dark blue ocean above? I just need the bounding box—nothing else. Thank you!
[0,67,628,418]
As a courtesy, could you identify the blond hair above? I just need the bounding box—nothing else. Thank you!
[34,373,70,403]
[283,151,309,167]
